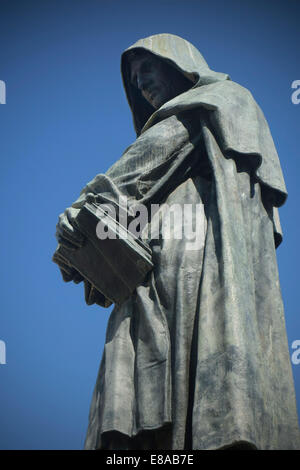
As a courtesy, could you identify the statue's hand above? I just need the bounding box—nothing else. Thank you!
[84,279,109,306]
[56,207,85,250]
[57,259,84,284]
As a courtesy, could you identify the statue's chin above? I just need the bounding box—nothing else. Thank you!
[142,90,163,110]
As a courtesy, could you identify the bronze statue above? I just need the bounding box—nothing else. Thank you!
[53,34,300,450]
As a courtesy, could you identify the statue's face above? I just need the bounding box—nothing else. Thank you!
[129,52,187,109]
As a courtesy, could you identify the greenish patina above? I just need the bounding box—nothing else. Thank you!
[53,34,300,449]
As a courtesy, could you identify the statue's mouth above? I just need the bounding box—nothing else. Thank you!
[142,88,156,104]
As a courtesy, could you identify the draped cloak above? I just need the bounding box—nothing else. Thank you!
[77,34,300,449]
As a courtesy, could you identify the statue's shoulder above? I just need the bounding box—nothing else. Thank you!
[179,80,262,122]
[216,80,257,100]
[189,80,257,106]
[143,81,260,133]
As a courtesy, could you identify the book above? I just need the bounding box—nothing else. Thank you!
[53,202,153,307]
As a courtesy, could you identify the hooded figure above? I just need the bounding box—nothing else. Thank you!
[54,34,300,450]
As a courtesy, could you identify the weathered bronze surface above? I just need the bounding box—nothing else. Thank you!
[53,34,300,450]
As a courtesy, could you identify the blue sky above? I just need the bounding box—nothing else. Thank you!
[0,0,299,449]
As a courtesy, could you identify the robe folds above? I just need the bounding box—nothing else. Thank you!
[80,77,300,449]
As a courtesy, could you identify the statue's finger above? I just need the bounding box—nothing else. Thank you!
[56,233,79,251]
[59,210,85,246]
[73,271,84,284]
[84,280,96,305]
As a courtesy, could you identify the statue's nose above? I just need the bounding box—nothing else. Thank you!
[137,75,143,90]
[137,75,152,93]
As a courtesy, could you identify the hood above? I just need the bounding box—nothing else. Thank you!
[121,33,230,136]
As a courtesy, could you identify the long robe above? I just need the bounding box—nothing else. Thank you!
[62,34,300,449]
